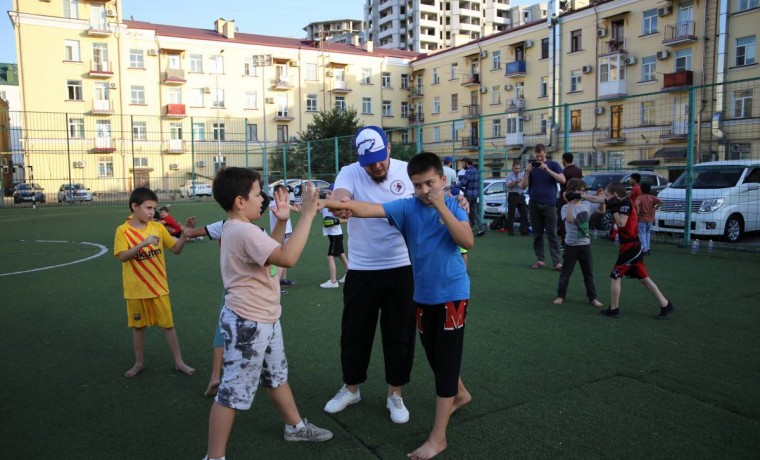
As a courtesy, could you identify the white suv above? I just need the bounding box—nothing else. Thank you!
[653,160,760,242]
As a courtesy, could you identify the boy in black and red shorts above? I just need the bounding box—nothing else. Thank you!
[584,181,675,319]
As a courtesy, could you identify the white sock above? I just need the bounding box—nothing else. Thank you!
[286,419,306,432]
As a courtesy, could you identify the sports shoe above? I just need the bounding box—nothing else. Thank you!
[280,279,296,286]
[657,301,676,320]
[323,385,361,413]
[338,274,346,283]
[280,288,288,295]
[600,307,621,318]
[320,280,340,288]
[475,229,486,237]
[386,392,410,424]
[283,419,333,442]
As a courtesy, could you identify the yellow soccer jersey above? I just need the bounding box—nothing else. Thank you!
[114,220,176,299]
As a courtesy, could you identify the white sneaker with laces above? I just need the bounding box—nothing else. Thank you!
[338,274,346,283]
[320,280,340,288]
[386,392,410,424]
[323,385,361,413]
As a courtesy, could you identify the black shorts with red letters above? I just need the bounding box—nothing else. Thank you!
[416,299,468,398]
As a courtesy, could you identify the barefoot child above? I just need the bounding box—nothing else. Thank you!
[322,152,473,460]
[113,187,195,378]
[204,168,332,460]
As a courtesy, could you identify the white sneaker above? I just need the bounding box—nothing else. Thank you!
[386,393,410,424]
[320,280,340,288]
[338,274,346,283]
[324,385,361,413]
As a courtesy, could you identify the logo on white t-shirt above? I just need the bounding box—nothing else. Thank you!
[390,180,406,195]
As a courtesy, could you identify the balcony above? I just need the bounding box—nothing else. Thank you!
[167,139,184,153]
[329,80,352,93]
[505,132,524,146]
[461,73,480,87]
[272,78,294,91]
[87,22,112,36]
[274,111,295,121]
[660,121,688,140]
[92,137,115,153]
[408,113,425,124]
[463,104,480,118]
[89,60,113,78]
[461,136,479,149]
[601,39,628,56]
[92,99,113,114]
[165,103,186,118]
[663,70,694,90]
[663,21,697,46]
[163,68,186,85]
[505,98,525,113]
[408,86,424,99]
[597,131,626,144]
[505,61,526,78]
[599,79,628,99]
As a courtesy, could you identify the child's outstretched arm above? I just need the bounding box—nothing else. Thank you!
[429,193,474,249]
[322,199,386,218]
[267,182,319,268]
[169,231,189,254]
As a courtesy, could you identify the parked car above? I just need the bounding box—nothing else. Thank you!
[12,183,46,203]
[57,183,92,202]
[653,160,760,243]
[583,170,669,231]
[267,178,331,203]
[179,179,212,197]
[481,179,530,221]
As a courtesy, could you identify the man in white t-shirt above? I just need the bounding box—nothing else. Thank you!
[322,126,416,424]
[442,156,457,188]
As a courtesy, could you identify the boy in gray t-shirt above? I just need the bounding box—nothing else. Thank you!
[553,178,605,307]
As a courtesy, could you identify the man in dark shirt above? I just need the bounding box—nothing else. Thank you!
[557,153,583,245]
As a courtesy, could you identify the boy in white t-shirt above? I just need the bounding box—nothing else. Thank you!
[269,183,299,289]
[320,183,349,288]
[203,168,332,460]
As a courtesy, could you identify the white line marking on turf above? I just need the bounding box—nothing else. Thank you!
[0,240,108,277]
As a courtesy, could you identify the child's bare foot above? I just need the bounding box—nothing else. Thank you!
[174,363,196,376]
[590,299,604,308]
[451,389,472,415]
[124,363,145,378]
[204,379,220,397]
[407,439,447,460]
[553,297,564,305]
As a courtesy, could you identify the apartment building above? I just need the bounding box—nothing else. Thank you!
[0,63,23,188]
[303,19,365,44]
[8,0,419,192]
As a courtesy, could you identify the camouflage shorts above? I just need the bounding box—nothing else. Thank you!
[215,305,289,410]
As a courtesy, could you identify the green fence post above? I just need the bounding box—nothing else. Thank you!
[283,144,288,182]
[244,119,249,168]
[683,87,697,245]
[129,115,135,190]
[334,137,339,176]
[416,125,422,153]
[190,116,195,184]
[478,114,485,221]
[65,112,72,206]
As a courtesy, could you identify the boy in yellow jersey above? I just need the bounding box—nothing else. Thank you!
[114,187,195,378]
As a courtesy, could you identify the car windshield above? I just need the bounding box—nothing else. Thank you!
[671,167,743,189]
[582,174,624,190]
[484,181,506,195]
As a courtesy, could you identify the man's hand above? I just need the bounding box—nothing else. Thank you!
[271,187,291,221]
[331,196,354,220]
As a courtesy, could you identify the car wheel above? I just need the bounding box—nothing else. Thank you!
[723,214,743,243]
[13,197,19,204]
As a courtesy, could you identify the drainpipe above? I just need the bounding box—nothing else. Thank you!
[547,0,561,153]
[712,0,729,158]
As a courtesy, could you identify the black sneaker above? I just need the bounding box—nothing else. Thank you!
[600,307,621,318]
[475,230,486,237]
[657,301,675,319]
[280,279,296,286]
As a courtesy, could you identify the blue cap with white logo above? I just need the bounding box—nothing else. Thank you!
[354,126,389,166]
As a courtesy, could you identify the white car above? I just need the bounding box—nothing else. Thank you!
[481,179,530,219]
[179,180,212,197]
[267,178,331,203]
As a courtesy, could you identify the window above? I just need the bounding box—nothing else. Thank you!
[247,124,258,142]
[540,114,548,134]
[191,88,204,107]
[515,81,525,99]
[98,157,113,178]
[382,72,391,88]
[641,56,657,81]
[401,101,409,118]
[641,100,656,125]
[362,97,372,114]
[432,97,441,114]
[642,9,658,35]
[66,80,82,101]
[277,125,289,143]
[540,76,548,97]
[132,121,147,140]
[492,50,501,69]
[570,30,582,53]
[212,89,225,108]
[168,88,181,104]
[432,126,440,142]
[728,143,751,160]
[491,85,501,105]
[209,55,224,74]
[450,63,458,80]
[63,0,78,19]
[335,96,346,111]
[169,122,182,140]
[128,49,143,68]
[304,63,317,80]
[451,93,458,111]
[541,38,550,60]
[492,118,502,138]
[361,68,371,84]
[243,58,257,76]
[733,89,753,118]
[736,36,756,66]
[306,94,318,112]
[675,49,692,71]
[401,132,409,145]
[245,91,258,109]
[382,100,392,116]
[738,0,759,12]
[571,110,582,132]
[192,122,206,141]
[130,86,145,105]
[506,116,523,134]
[401,74,409,89]
[607,151,625,169]
[133,157,149,168]
[599,57,625,83]
[570,70,582,92]
[433,68,440,84]
[213,123,225,141]
[190,54,203,73]
[68,118,84,139]
[64,40,80,61]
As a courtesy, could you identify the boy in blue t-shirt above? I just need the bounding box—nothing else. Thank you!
[321,152,473,460]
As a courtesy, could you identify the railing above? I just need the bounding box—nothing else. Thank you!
[164,68,186,83]
[408,113,425,123]
[505,132,524,146]
[167,139,184,152]
[92,99,112,113]
[461,73,480,86]
[663,70,694,89]
[165,104,186,117]
[90,60,112,74]
[506,98,525,112]
[663,21,696,44]
[88,22,111,34]
[604,38,627,55]
[331,80,351,92]
[463,104,480,117]
[461,136,479,148]
[93,137,115,152]
[409,86,424,97]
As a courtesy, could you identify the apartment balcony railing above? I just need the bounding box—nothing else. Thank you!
[164,68,186,85]
[329,80,352,93]
[461,73,480,87]
[505,132,524,146]
[597,131,626,144]
[408,86,424,98]
[87,22,112,36]
[92,99,113,114]
[408,113,425,124]
[461,136,479,149]
[165,103,186,118]
[93,137,115,153]
[660,121,689,140]
[462,104,480,118]
[272,78,294,90]
[274,111,295,121]
[598,79,628,99]
[505,98,526,113]
[167,139,184,153]
[89,60,113,77]
[601,38,628,56]
[505,61,527,77]
[663,70,694,90]
[663,21,697,46]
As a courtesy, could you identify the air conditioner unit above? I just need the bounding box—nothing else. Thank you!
[657,6,672,17]
[594,106,605,115]
[147,49,157,56]
[582,65,593,74]
[504,83,513,91]
[73,160,85,168]
[656,50,670,60]
[326,70,334,77]
[480,50,488,58]
[169,163,179,170]
[109,82,117,89]
[106,9,116,17]
[202,87,211,94]
[596,28,608,38]
[624,56,638,65]
[524,40,534,48]
[289,61,299,67]
[197,160,207,168]
[522,114,532,121]
[479,87,488,94]
[265,97,275,104]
